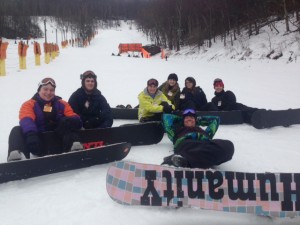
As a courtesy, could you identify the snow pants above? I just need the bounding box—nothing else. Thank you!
[175,139,234,169]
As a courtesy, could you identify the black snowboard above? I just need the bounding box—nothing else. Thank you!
[111,108,244,125]
[0,142,131,184]
[42,121,164,154]
[251,108,300,129]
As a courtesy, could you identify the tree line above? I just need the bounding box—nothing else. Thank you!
[0,0,299,50]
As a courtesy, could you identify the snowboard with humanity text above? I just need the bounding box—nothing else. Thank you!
[106,161,300,218]
[0,142,131,184]
[111,108,244,125]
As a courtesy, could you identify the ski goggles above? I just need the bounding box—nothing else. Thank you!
[80,70,97,80]
[38,78,56,88]
[182,109,196,116]
[147,78,158,87]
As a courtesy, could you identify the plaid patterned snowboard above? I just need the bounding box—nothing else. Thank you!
[106,161,300,218]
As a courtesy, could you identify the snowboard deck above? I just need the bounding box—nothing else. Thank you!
[251,108,300,129]
[106,161,300,218]
[112,108,244,125]
[41,121,164,154]
[0,142,131,184]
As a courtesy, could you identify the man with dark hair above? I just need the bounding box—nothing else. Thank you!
[69,70,113,129]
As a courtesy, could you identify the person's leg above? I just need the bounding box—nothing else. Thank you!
[175,139,234,168]
[7,126,28,160]
[235,103,258,124]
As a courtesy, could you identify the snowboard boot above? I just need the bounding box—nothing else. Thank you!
[161,154,174,166]
[171,154,188,167]
[71,142,84,151]
[7,150,23,162]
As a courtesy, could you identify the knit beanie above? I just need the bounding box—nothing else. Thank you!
[213,78,224,88]
[167,73,178,82]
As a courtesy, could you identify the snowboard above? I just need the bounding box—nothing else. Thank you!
[38,121,164,154]
[111,108,244,125]
[0,142,131,184]
[251,108,300,129]
[106,161,300,218]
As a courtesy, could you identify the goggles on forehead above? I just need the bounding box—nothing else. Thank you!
[80,71,97,80]
[147,79,158,87]
[38,78,56,88]
[183,108,196,116]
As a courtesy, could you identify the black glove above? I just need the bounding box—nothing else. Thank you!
[25,132,41,155]
[160,102,173,113]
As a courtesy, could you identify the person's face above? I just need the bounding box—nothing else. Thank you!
[84,78,96,91]
[214,85,224,93]
[168,79,176,87]
[184,116,196,128]
[185,80,193,89]
[39,84,55,101]
[147,85,158,94]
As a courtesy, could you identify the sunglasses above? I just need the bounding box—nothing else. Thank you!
[38,78,56,88]
[183,109,196,115]
[80,71,97,80]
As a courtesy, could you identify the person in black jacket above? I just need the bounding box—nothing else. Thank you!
[211,78,258,124]
[69,70,113,129]
[179,77,217,111]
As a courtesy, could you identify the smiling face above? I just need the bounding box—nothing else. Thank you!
[38,84,55,101]
[84,78,96,92]
[168,79,177,87]
[183,115,196,128]
[214,85,224,93]
[147,85,158,94]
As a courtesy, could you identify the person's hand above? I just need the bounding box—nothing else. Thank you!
[25,132,41,155]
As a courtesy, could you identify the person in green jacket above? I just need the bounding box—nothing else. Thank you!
[158,73,181,110]
[162,109,234,168]
[138,78,175,122]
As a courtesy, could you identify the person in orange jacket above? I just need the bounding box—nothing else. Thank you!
[7,77,83,161]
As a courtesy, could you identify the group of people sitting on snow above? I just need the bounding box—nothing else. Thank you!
[6,71,290,170]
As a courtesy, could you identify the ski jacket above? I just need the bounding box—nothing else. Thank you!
[138,88,174,121]
[158,81,181,110]
[68,87,113,129]
[19,93,81,135]
[179,86,208,110]
[211,90,237,111]
[162,113,220,150]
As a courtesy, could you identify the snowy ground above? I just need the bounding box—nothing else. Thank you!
[0,20,300,225]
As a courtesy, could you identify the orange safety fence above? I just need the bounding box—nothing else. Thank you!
[18,42,29,57]
[0,42,9,60]
[119,43,142,54]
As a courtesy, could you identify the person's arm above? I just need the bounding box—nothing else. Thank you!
[197,115,220,139]
[98,95,113,128]
[162,113,182,143]
[19,99,38,135]
[224,91,237,110]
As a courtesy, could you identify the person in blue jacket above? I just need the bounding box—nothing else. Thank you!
[69,70,113,129]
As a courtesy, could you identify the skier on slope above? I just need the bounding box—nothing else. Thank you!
[7,77,83,161]
[158,73,181,110]
[161,109,234,168]
[68,70,113,129]
[138,78,175,122]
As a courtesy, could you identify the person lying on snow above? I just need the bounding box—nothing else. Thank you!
[68,70,113,129]
[161,108,234,168]
[138,78,175,122]
[7,78,83,161]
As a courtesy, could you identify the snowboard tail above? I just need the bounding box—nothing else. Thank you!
[251,109,300,129]
[106,161,300,218]
[0,142,131,184]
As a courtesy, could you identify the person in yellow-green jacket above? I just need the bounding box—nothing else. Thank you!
[138,78,175,122]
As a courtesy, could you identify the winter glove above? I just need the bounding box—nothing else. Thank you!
[62,132,80,152]
[160,102,173,113]
[25,132,42,156]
